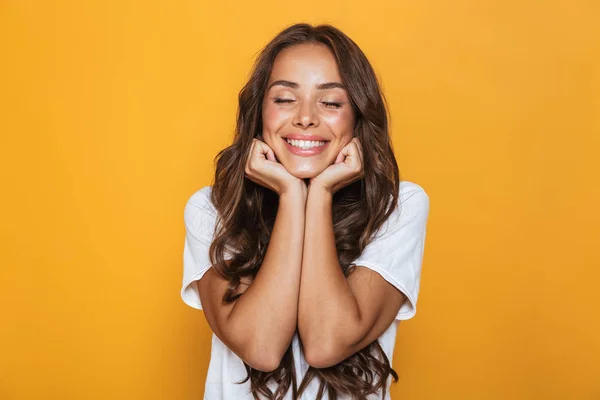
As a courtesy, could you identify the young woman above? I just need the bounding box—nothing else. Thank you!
[181,23,430,400]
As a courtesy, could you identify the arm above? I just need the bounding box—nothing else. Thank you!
[297,137,407,368]
[298,185,406,368]
[197,139,307,372]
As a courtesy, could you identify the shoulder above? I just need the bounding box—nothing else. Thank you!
[186,186,213,207]
[399,180,429,206]
[381,181,430,234]
[396,180,430,219]
[184,186,217,225]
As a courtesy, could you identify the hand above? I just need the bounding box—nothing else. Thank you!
[309,137,364,195]
[244,139,305,197]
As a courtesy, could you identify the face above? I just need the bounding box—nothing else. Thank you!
[261,43,355,179]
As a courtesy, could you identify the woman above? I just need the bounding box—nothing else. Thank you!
[181,23,430,400]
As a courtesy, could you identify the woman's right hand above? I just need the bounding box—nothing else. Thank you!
[244,139,305,197]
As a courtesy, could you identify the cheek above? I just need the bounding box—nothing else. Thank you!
[262,104,287,133]
[322,111,354,138]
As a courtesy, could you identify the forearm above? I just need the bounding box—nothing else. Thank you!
[298,186,362,354]
[228,187,306,364]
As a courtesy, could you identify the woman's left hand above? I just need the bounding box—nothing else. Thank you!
[309,137,364,195]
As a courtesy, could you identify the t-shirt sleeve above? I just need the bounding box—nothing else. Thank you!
[351,181,430,321]
[181,187,219,310]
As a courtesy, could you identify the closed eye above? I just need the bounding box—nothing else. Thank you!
[322,101,342,109]
[274,98,295,104]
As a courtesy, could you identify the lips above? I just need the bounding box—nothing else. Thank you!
[282,136,329,156]
[282,134,329,141]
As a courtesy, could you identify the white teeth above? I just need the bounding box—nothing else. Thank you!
[286,139,326,149]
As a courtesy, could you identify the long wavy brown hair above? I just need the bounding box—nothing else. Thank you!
[207,23,401,399]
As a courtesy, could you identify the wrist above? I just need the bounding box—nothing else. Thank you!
[280,179,308,202]
[308,179,333,197]
[307,182,333,204]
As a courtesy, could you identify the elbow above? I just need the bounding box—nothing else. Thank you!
[303,340,345,369]
[244,353,283,373]
[226,321,289,372]
[302,326,366,369]
[244,353,282,372]
[240,341,286,373]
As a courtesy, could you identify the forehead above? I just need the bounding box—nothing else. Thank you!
[269,43,342,84]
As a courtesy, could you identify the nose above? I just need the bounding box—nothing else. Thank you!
[292,101,319,129]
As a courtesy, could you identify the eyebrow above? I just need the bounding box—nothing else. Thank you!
[267,80,346,90]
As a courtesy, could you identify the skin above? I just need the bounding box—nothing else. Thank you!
[197,43,406,372]
[261,43,356,180]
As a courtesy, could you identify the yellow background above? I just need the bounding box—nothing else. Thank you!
[1,0,599,399]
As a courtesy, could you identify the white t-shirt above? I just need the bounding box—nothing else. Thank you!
[181,180,430,399]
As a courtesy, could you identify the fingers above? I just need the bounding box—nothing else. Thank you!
[246,139,268,176]
[245,139,257,172]
[252,139,277,162]
[353,138,363,164]
[259,142,277,162]
[245,139,295,195]
[346,138,362,164]
[343,138,363,179]
[353,138,364,177]
[334,138,363,171]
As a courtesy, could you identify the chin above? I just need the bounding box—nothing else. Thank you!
[290,170,318,179]
[284,164,326,179]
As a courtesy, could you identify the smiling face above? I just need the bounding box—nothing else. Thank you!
[261,43,356,179]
